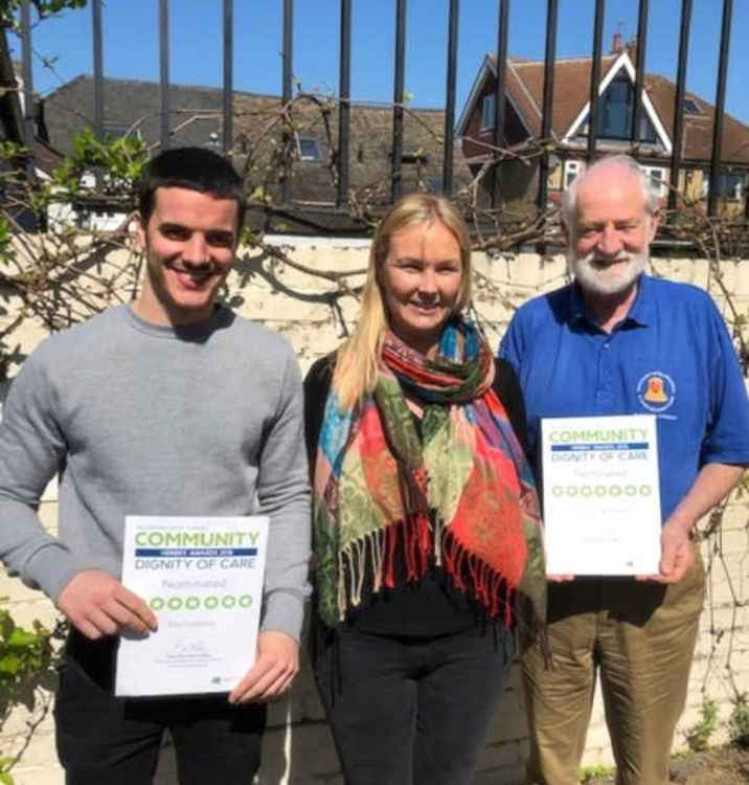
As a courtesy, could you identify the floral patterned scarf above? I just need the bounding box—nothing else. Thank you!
[313,318,546,645]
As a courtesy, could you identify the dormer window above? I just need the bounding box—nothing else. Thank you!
[103,125,141,141]
[298,137,321,162]
[599,75,630,140]
[683,99,703,116]
[481,94,496,131]
[597,74,656,142]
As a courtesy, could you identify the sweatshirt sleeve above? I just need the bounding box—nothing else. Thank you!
[0,345,79,599]
[255,346,312,641]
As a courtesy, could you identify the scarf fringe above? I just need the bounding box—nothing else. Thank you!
[441,527,514,627]
[337,517,516,627]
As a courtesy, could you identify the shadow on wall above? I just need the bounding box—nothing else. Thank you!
[153,653,531,784]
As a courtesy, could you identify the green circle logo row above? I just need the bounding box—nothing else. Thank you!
[149,594,254,611]
[551,484,653,498]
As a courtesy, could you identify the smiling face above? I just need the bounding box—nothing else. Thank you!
[567,166,658,297]
[380,219,463,357]
[134,186,240,327]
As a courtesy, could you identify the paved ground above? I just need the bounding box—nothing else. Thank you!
[583,746,749,784]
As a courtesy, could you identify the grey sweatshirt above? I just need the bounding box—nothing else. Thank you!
[0,305,311,640]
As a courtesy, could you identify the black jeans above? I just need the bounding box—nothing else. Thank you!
[315,625,514,785]
[54,632,266,785]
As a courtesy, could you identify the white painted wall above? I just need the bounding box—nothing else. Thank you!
[1,243,747,784]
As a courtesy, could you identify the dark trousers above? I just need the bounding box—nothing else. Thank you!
[54,632,267,785]
[315,625,514,785]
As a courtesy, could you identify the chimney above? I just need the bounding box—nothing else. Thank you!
[612,32,623,53]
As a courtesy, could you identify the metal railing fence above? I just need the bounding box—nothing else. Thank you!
[16,0,748,220]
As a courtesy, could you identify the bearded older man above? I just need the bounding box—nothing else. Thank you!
[500,155,749,785]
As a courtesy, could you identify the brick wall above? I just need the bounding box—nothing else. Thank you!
[1,241,747,784]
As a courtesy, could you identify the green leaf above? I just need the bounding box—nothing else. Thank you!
[0,653,21,675]
[6,627,41,648]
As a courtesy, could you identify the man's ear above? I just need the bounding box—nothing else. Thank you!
[135,214,147,253]
[561,219,571,247]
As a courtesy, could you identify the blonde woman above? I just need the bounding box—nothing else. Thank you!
[304,194,545,785]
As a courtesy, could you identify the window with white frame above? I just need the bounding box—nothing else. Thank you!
[480,94,496,131]
[703,172,745,201]
[643,166,667,198]
[594,73,657,142]
[563,160,583,190]
[298,137,321,162]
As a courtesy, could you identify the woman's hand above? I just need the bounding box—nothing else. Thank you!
[228,630,300,704]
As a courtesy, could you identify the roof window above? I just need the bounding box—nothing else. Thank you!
[298,137,321,162]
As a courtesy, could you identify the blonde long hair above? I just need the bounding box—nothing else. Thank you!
[335,193,472,408]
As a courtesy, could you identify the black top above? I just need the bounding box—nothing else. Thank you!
[304,354,529,636]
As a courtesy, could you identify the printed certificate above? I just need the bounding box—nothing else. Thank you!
[541,415,661,576]
[115,515,269,697]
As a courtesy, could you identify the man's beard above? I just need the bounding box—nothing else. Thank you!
[568,248,648,296]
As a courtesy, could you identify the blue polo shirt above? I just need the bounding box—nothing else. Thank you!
[499,274,749,521]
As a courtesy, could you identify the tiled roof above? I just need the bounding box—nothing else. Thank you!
[32,138,63,173]
[505,55,620,139]
[487,52,749,165]
[42,75,472,203]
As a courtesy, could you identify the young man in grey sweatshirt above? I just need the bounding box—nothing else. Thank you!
[0,147,311,784]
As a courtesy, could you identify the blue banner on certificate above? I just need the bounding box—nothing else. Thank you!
[540,415,661,576]
[115,516,269,697]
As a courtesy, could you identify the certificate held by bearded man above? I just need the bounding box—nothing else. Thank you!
[540,415,661,576]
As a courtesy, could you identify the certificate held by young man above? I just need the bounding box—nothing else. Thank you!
[541,415,661,576]
[115,516,269,697]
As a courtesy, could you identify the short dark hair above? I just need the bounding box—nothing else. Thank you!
[137,147,247,235]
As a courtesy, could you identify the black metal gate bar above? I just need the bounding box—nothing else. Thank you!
[337,0,352,207]
[586,0,605,162]
[20,0,34,144]
[491,0,510,209]
[631,0,649,145]
[92,0,104,139]
[537,0,559,212]
[282,0,294,202]
[442,0,459,196]
[668,0,692,211]
[159,0,170,150]
[390,0,407,203]
[12,0,745,227]
[222,0,233,155]
[707,0,733,217]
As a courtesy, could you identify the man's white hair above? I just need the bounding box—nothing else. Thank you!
[561,154,660,232]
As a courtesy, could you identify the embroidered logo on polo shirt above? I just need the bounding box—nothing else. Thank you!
[637,371,676,413]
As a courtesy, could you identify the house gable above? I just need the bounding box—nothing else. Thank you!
[457,53,534,161]
[456,54,495,138]
[562,51,672,153]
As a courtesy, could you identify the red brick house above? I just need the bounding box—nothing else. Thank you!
[456,39,749,213]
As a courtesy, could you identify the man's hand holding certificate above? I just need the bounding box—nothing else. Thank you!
[541,415,661,576]
[116,516,269,698]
